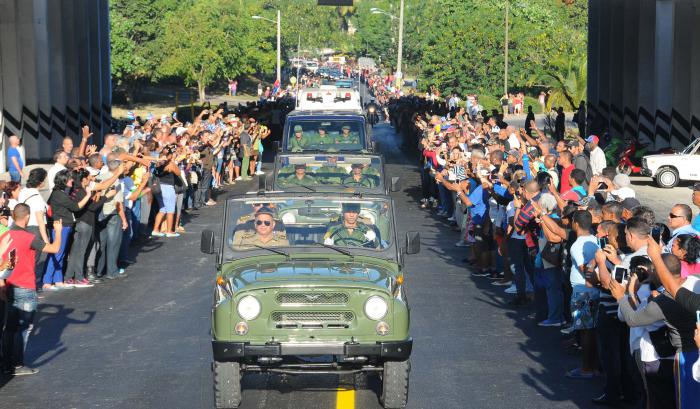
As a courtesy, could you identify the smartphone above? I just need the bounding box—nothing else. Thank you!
[651,225,662,244]
[599,237,608,249]
[696,310,700,323]
[613,266,629,283]
[8,248,16,269]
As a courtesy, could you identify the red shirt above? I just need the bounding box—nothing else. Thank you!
[2,226,45,290]
[560,165,574,193]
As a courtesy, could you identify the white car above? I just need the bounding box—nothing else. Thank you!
[642,138,700,188]
[304,61,319,73]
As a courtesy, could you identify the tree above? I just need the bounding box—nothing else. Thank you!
[158,0,273,101]
[545,56,587,111]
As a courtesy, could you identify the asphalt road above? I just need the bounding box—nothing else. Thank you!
[6,120,692,409]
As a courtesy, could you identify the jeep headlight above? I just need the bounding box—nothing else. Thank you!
[364,296,388,320]
[237,295,261,320]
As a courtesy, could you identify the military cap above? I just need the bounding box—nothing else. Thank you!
[294,125,303,132]
[341,203,361,213]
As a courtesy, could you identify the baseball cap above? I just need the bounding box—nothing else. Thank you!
[621,197,641,211]
[691,182,700,191]
[255,206,276,217]
[586,135,599,144]
[341,203,361,213]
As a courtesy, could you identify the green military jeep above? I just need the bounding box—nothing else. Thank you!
[201,193,419,408]
[271,153,400,195]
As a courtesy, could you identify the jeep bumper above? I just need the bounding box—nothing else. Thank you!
[213,338,412,362]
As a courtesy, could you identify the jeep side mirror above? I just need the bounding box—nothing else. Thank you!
[405,231,420,255]
[201,230,215,254]
[372,141,379,152]
[390,177,401,192]
[258,174,267,192]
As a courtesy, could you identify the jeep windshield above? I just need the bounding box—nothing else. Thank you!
[224,196,394,259]
[285,118,366,152]
[273,154,383,192]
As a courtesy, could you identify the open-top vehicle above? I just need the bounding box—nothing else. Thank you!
[202,193,419,408]
[281,110,374,153]
[271,153,397,195]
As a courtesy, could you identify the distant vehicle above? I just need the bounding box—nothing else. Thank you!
[304,61,319,73]
[290,58,304,69]
[281,111,374,153]
[297,86,362,112]
[641,138,699,188]
[335,79,354,88]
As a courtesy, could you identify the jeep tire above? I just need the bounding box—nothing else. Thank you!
[655,167,679,188]
[213,361,241,408]
[380,359,410,409]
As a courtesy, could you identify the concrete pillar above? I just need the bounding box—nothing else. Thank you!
[622,0,640,141]
[608,0,625,141]
[689,2,700,141]
[670,0,692,147]
[655,0,675,149]
[637,0,656,144]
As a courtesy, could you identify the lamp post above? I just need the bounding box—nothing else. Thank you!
[371,2,404,89]
[252,10,281,84]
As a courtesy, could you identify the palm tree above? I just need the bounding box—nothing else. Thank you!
[545,56,587,111]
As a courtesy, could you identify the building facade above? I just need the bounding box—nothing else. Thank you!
[588,0,700,149]
[0,0,111,167]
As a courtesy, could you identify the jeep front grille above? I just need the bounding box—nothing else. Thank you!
[271,311,354,329]
[275,292,349,305]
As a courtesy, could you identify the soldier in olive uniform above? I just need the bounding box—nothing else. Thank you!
[342,163,375,188]
[235,207,289,248]
[316,156,346,184]
[314,127,333,147]
[289,125,308,152]
[335,125,359,144]
[284,164,317,186]
[323,203,380,248]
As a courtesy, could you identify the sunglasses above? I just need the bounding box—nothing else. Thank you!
[669,213,684,219]
[255,220,272,226]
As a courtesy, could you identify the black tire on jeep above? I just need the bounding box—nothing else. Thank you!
[213,361,242,409]
[380,359,410,409]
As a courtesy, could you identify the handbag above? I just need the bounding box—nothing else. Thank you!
[648,326,676,358]
[149,175,162,196]
[541,241,563,267]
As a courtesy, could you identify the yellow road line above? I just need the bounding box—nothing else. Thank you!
[335,387,355,409]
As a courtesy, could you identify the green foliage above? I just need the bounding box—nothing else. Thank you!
[109,0,588,103]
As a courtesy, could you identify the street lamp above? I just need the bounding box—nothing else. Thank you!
[370,1,404,89]
[252,10,281,84]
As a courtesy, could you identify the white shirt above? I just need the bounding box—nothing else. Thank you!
[507,133,521,150]
[590,146,606,176]
[47,162,66,190]
[17,187,47,227]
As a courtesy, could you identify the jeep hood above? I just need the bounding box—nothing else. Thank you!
[644,153,682,161]
[227,261,395,290]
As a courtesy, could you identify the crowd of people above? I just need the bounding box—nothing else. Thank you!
[384,90,700,407]
[0,102,285,376]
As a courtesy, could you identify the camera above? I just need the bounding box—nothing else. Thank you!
[0,206,11,217]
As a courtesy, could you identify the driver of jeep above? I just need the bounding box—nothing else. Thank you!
[323,203,380,248]
[343,163,374,187]
[234,207,289,248]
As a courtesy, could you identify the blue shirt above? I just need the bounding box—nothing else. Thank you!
[692,215,700,232]
[7,147,22,173]
[467,178,488,225]
[570,235,600,288]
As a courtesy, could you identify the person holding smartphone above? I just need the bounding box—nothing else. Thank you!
[1,204,64,376]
